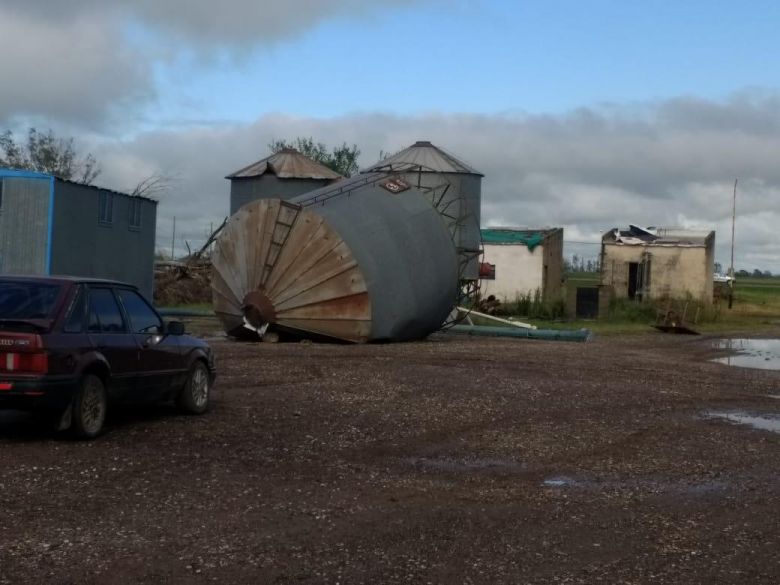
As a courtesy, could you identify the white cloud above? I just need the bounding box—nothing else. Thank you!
[87,93,780,271]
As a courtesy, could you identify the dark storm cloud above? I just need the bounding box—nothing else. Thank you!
[0,8,153,126]
[0,0,428,125]
[6,0,426,44]
[92,92,780,271]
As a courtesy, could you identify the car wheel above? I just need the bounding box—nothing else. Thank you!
[177,361,210,414]
[72,374,107,439]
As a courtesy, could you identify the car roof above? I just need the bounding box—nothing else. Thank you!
[0,274,137,288]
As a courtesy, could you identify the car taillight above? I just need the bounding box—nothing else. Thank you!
[0,333,48,374]
[0,352,49,374]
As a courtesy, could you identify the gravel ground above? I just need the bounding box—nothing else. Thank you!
[2,331,780,584]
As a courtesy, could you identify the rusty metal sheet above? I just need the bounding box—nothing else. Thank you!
[277,292,371,321]
[264,211,326,295]
[226,149,342,180]
[265,220,344,299]
[272,243,361,307]
[274,265,366,313]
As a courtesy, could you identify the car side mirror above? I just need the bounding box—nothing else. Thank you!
[166,320,186,336]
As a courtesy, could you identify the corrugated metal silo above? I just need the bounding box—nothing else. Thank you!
[363,141,483,280]
[226,148,342,215]
[211,172,459,342]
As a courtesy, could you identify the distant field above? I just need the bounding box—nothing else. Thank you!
[555,274,780,335]
[564,271,600,285]
[732,277,780,305]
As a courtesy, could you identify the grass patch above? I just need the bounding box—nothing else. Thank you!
[495,276,780,336]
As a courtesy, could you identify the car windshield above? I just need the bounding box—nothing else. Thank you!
[0,281,62,320]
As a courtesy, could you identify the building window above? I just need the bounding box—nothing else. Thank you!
[98,191,114,224]
[129,198,142,230]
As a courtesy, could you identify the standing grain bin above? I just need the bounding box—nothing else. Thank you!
[211,171,459,342]
[226,148,342,215]
[363,141,483,280]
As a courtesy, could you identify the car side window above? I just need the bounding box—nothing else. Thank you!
[87,288,126,334]
[64,286,86,333]
[116,289,162,334]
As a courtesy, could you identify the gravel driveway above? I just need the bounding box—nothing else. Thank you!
[2,332,779,584]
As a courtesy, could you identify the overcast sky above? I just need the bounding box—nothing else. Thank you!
[2,0,780,271]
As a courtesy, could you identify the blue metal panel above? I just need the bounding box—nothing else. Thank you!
[0,168,51,180]
[45,176,55,275]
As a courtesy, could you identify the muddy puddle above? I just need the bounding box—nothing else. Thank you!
[542,476,586,488]
[540,474,730,495]
[706,410,780,433]
[712,338,780,370]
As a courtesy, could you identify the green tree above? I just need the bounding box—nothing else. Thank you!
[268,137,361,177]
[0,127,100,184]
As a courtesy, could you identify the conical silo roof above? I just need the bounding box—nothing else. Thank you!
[226,148,342,180]
[364,141,483,176]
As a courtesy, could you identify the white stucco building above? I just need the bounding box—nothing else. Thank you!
[479,228,564,302]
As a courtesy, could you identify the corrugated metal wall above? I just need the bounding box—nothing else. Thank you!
[50,181,157,298]
[230,175,331,215]
[0,176,51,274]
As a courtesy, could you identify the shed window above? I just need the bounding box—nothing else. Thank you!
[98,191,114,224]
[129,198,142,229]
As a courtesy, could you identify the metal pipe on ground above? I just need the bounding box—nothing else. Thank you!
[447,324,592,342]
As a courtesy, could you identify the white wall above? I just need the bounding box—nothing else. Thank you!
[480,243,544,301]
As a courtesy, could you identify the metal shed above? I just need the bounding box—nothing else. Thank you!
[0,169,158,298]
[362,141,483,280]
[211,171,459,342]
[226,148,342,215]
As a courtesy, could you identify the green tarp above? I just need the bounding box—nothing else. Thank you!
[481,229,545,251]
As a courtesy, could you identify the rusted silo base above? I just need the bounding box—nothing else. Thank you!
[212,199,373,343]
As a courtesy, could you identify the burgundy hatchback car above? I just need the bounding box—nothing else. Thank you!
[0,276,216,438]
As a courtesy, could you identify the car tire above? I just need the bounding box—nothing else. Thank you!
[177,361,210,415]
[72,374,107,439]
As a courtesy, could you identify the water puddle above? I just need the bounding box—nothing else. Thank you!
[712,339,780,370]
[706,410,780,434]
[408,456,524,473]
[542,476,583,488]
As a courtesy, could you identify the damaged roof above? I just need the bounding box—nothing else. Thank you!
[603,225,713,246]
[363,141,483,176]
[226,148,342,180]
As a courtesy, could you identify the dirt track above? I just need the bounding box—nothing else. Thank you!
[2,331,780,584]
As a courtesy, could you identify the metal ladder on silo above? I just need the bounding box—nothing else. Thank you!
[261,201,301,284]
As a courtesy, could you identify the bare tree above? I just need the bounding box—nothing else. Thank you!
[130,172,176,199]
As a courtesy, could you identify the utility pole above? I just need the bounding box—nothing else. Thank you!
[171,216,176,261]
[728,179,737,309]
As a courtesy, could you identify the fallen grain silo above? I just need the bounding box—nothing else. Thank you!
[363,141,483,281]
[226,148,342,215]
[211,171,459,343]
